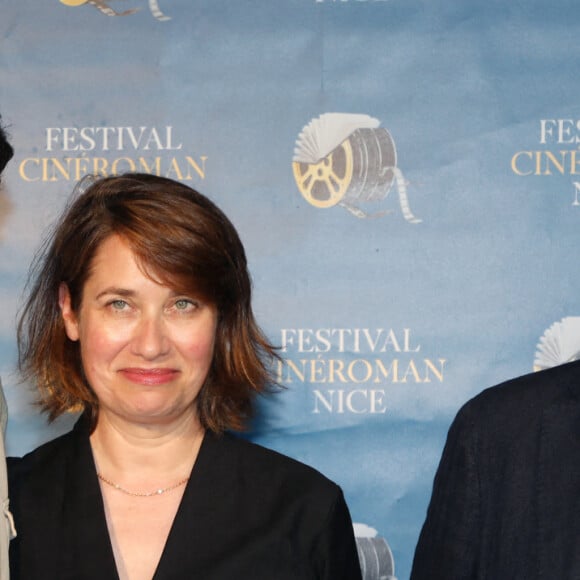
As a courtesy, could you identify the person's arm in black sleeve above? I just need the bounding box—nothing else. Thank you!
[313,488,362,580]
[410,403,481,580]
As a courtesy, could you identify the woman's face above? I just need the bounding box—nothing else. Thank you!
[59,234,217,427]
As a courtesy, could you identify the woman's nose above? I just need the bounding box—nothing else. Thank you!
[131,315,170,359]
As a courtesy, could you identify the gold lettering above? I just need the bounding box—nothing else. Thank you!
[309,357,327,383]
[399,360,422,383]
[512,150,580,176]
[19,158,40,182]
[423,358,446,382]
[112,157,136,174]
[138,157,162,175]
[542,151,566,175]
[572,150,580,175]
[347,359,373,383]
[284,359,306,383]
[167,157,184,180]
[327,359,346,383]
[16,155,207,183]
[93,157,109,176]
[185,156,207,179]
[511,151,533,176]
[373,359,399,383]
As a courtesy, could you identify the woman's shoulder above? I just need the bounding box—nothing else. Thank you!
[207,432,342,499]
[203,433,351,543]
[8,427,78,484]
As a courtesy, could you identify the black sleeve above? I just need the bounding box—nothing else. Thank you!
[312,488,362,580]
[7,457,22,580]
[410,404,481,580]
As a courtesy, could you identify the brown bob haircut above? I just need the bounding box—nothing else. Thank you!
[18,173,279,433]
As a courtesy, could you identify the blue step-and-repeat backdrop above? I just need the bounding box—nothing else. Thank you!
[2,1,580,578]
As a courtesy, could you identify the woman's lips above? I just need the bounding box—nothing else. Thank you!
[120,368,179,385]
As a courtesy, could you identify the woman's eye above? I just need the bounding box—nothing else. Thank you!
[174,299,196,311]
[109,299,129,311]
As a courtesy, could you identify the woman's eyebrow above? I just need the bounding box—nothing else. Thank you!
[95,287,136,300]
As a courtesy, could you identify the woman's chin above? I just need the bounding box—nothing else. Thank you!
[103,398,196,426]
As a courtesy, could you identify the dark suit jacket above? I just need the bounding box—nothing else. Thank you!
[8,416,361,580]
[411,359,580,579]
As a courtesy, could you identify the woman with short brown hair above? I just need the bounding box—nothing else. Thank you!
[9,173,361,580]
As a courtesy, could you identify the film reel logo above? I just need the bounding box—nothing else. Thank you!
[59,0,170,20]
[292,114,421,222]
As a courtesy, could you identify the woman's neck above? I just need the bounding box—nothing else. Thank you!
[89,408,205,483]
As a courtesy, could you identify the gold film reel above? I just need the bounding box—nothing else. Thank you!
[293,128,398,211]
[292,140,354,208]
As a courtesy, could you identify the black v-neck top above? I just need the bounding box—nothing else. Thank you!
[7,416,361,579]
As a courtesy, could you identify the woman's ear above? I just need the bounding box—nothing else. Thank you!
[59,283,80,341]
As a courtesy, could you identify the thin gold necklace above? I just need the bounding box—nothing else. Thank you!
[97,472,189,497]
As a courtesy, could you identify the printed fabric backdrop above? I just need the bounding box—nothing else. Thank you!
[2,1,580,578]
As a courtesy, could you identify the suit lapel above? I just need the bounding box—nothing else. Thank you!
[153,432,233,579]
[153,431,211,579]
[61,417,119,579]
